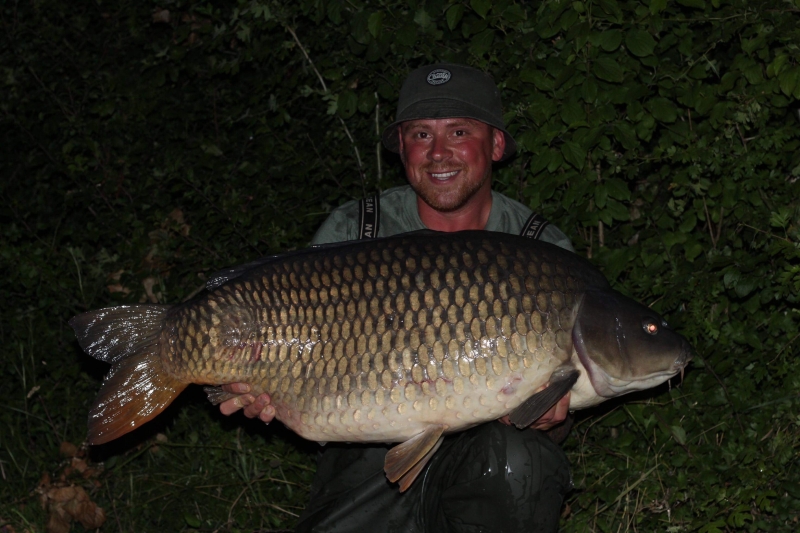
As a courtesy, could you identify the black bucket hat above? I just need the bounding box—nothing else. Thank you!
[381,63,517,160]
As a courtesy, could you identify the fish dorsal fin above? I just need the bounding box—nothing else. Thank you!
[384,424,445,492]
[509,368,579,429]
[205,230,444,290]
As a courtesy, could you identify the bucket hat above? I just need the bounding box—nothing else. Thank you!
[381,63,517,160]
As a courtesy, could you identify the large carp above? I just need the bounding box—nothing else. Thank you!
[70,230,691,491]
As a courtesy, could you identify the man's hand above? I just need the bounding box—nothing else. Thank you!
[498,391,571,431]
[218,383,275,424]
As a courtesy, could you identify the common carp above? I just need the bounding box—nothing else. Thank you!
[70,230,692,491]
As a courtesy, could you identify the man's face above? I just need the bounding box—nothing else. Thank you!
[399,118,505,213]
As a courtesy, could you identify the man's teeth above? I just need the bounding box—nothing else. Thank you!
[430,170,459,179]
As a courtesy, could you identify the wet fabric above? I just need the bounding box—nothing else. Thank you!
[295,422,572,533]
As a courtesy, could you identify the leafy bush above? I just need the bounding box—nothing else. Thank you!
[2,0,799,531]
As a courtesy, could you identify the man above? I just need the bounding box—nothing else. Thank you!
[220,63,573,532]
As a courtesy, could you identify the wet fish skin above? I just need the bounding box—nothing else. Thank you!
[160,231,598,442]
[70,230,692,490]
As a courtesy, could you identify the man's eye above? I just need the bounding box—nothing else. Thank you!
[454,130,466,136]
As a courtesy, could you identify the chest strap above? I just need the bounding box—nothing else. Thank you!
[358,194,380,239]
[520,212,550,240]
[359,194,549,241]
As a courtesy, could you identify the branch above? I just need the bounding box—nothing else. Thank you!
[286,25,365,194]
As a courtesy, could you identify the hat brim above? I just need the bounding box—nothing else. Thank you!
[381,100,517,161]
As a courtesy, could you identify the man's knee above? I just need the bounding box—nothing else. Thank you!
[469,422,571,492]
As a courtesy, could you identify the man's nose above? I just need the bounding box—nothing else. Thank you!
[428,135,452,161]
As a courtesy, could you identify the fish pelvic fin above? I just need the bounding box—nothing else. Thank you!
[69,305,187,444]
[384,424,445,492]
[204,386,238,406]
[508,367,579,429]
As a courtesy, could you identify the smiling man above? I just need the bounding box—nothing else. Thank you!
[221,64,575,532]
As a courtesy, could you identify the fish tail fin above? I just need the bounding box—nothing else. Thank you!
[69,305,188,444]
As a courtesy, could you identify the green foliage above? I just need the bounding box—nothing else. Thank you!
[2,0,799,531]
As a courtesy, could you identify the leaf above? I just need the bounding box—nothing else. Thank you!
[605,178,631,201]
[595,184,608,209]
[414,8,432,29]
[647,97,677,122]
[471,0,492,18]
[446,5,464,30]
[599,30,623,52]
[594,57,624,82]
[368,12,384,38]
[677,0,706,7]
[671,425,687,445]
[650,0,668,14]
[469,29,495,57]
[625,30,656,57]
[201,143,223,156]
[613,122,637,150]
[185,514,201,528]
[561,100,586,126]
[561,141,586,170]
[581,77,598,102]
[337,90,358,119]
[779,68,799,97]
[605,198,629,221]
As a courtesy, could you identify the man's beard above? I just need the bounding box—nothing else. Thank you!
[409,164,491,213]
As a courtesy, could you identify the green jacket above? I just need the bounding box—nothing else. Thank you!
[311,185,574,252]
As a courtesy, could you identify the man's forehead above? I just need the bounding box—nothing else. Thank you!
[401,117,490,129]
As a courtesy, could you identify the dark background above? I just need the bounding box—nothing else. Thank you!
[2,0,799,531]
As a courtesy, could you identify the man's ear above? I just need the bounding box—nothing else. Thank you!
[491,128,506,162]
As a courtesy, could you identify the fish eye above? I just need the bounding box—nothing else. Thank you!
[643,319,659,335]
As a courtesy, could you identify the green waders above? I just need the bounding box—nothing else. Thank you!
[295,422,571,532]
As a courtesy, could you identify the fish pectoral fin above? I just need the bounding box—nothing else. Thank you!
[509,368,579,429]
[384,424,445,492]
[203,386,238,406]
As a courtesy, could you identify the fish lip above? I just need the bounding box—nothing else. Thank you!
[672,341,693,380]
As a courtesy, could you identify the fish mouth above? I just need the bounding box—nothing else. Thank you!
[672,342,693,385]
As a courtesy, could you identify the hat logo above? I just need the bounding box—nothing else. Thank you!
[426,68,451,86]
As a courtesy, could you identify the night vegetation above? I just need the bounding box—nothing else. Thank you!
[2,0,799,531]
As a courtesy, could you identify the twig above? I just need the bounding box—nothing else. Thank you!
[596,163,604,248]
[375,91,382,185]
[339,116,366,196]
[286,24,365,194]
[702,197,717,249]
[227,484,249,524]
[594,466,658,516]
[702,357,745,432]
[285,26,327,92]
[768,331,800,365]
[738,223,794,244]
[734,123,748,152]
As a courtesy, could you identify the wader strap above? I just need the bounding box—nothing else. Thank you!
[520,212,550,240]
[358,195,380,239]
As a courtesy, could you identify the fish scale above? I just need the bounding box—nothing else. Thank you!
[160,234,581,443]
[70,230,691,491]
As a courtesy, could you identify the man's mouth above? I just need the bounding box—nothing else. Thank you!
[428,170,460,181]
